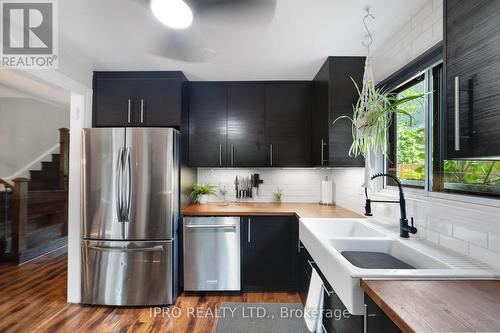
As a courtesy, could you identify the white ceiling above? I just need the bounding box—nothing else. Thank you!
[0,71,70,106]
[59,0,429,81]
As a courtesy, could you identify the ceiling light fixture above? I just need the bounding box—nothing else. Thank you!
[151,0,193,29]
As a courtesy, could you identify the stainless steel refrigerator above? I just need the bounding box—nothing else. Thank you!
[81,127,179,306]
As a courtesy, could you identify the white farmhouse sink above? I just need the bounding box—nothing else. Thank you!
[299,218,500,316]
[300,218,385,238]
[329,238,450,270]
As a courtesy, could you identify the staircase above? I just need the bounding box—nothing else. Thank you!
[0,128,69,264]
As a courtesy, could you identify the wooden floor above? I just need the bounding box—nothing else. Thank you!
[0,248,300,332]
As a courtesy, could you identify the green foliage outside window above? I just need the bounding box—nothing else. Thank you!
[396,83,426,183]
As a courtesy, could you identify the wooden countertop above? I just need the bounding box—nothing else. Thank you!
[361,279,500,333]
[182,202,362,219]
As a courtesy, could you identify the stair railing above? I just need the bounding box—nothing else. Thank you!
[11,178,28,261]
[0,178,28,261]
[0,179,13,255]
[58,128,70,190]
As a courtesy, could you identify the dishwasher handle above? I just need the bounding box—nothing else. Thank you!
[185,224,237,229]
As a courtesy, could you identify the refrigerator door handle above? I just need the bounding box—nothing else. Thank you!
[123,147,132,222]
[115,147,125,222]
[87,244,164,253]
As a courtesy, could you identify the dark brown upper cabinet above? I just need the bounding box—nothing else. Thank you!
[445,0,500,159]
[93,71,187,128]
[188,82,228,167]
[265,82,312,167]
[187,81,312,168]
[312,57,365,167]
[226,82,267,167]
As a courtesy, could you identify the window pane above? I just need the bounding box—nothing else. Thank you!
[434,160,500,196]
[395,81,426,187]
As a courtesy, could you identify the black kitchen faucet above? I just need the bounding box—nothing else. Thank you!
[364,173,417,238]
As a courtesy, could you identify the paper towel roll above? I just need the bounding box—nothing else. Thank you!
[321,180,333,205]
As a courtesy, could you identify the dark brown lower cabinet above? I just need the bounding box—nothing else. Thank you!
[364,294,402,333]
[242,216,298,292]
[322,290,363,333]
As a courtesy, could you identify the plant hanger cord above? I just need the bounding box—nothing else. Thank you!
[360,7,376,189]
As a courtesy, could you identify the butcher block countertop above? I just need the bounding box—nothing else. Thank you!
[361,279,500,333]
[182,202,362,219]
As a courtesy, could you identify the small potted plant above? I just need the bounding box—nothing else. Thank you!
[274,187,283,203]
[190,184,216,204]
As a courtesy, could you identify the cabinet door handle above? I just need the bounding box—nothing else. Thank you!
[231,145,235,166]
[269,144,273,167]
[247,218,251,243]
[140,99,145,124]
[321,139,327,165]
[219,144,222,166]
[454,76,460,151]
[127,99,132,124]
[363,304,368,333]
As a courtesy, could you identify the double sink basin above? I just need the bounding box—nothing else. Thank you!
[299,218,499,315]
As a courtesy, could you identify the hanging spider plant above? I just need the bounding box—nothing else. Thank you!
[333,78,425,158]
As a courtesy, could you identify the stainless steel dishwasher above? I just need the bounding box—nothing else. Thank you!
[183,217,240,291]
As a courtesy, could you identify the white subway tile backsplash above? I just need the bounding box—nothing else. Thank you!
[422,4,442,31]
[412,27,435,58]
[412,1,434,28]
[489,233,500,253]
[433,0,442,11]
[197,168,331,203]
[427,217,453,235]
[432,20,443,39]
[469,245,500,269]
[426,228,439,244]
[453,225,488,248]
[372,0,443,82]
[439,234,469,256]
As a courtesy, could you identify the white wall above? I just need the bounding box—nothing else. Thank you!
[333,0,500,269]
[67,92,91,304]
[0,97,69,178]
[372,0,443,82]
[197,168,333,203]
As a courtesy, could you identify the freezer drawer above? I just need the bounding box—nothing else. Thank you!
[82,240,174,306]
[183,217,240,291]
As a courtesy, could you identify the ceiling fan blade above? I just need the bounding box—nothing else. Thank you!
[186,0,277,27]
[148,29,213,62]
